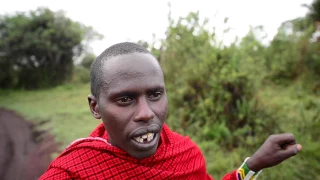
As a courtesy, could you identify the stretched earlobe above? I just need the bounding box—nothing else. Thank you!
[88,94,101,119]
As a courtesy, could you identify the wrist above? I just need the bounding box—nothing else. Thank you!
[237,157,262,180]
[246,157,262,172]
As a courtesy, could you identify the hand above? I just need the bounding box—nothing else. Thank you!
[246,133,302,172]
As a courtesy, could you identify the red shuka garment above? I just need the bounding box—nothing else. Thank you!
[40,124,237,180]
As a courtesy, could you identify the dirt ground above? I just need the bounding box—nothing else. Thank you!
[0,108,60,180]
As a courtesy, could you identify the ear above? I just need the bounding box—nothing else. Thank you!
[88,94,101,119]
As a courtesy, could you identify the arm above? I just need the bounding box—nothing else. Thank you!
[220,133,302,180]
[39,167,73,180]
[246,133,302,172]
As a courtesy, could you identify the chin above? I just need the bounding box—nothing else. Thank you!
[130,147,158,159]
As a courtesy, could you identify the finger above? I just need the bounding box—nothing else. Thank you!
[279,144,301,159]
[272,133,296,144]
[297,144,303,151]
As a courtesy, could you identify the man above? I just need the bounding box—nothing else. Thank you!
[40,42,302,179]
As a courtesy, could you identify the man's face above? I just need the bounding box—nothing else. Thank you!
[89,53,168,159]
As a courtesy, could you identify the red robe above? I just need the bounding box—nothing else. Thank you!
[40,124,237,179]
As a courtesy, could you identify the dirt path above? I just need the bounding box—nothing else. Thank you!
[0,108,59,180]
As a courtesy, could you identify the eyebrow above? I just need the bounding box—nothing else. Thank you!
[146,86,165,92]
[108,85,165,98]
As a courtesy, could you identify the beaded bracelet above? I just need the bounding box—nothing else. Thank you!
[237,157,262,180]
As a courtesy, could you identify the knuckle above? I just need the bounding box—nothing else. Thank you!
[268,134,275,141]
[285,133,295,140]
[268,134,275,139]
[288,133,294,138]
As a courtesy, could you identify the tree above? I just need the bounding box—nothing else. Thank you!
[265,0,320,83]
[0,7,102,89]
[304,0,320,22]
[80,53,96,69]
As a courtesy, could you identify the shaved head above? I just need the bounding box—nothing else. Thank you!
[90,42,153,99]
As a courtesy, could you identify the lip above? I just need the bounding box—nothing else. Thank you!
[129,124,161,151]
[130,132,160,151]
[130,124,161,138]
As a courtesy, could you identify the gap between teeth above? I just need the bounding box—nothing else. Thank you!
[134,133,154,143]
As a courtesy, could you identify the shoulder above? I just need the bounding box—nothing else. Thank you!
[158,125,209,177]
[48,137,112,171]
[39,167,73,180]
[163,124,198,144]
[162,124,204,155]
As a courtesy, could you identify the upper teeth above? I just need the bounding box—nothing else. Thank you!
[134,133,154,143]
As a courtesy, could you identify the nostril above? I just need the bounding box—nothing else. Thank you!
[134,108,155,122]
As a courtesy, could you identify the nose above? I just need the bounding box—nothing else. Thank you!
[133,97,155,122]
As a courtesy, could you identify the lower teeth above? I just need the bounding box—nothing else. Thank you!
[134,134,154,143]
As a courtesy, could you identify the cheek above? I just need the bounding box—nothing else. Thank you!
[154,98,168,121]
[103,108,128,127]
[102,105,135,133]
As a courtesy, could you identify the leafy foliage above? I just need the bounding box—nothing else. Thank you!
[157,12,279,150]
[0,8,101,89]
[305,0,320,21]
[80,53,96,70]
[145,3,320,178]
[0,1,319,179]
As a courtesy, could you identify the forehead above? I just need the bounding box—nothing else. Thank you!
[104,53,161,77]
[101,53,164,93]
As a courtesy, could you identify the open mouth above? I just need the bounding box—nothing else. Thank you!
[133,132,155,144]
[130,125,161,151]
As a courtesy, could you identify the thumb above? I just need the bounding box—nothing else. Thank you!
[280,144,302,158]
[296,144,302,151]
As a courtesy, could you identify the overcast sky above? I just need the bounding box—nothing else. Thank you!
[1,0,313,55]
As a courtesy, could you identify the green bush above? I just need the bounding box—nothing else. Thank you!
[265,17,320,84]
[158,12,280,150]
[145,10,320,179]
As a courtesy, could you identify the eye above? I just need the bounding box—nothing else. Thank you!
[116,96,133,105]
[149,92,162,101]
